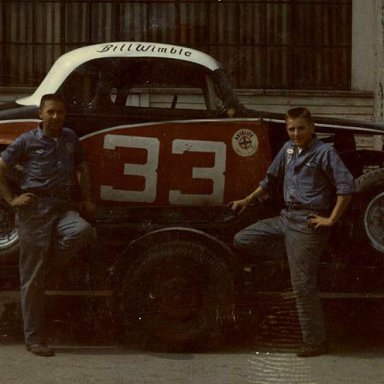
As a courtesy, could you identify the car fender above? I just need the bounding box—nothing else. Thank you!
[114,226,243,286]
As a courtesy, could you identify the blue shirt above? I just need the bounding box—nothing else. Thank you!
[1,126,84,192]
[259,136,355,210]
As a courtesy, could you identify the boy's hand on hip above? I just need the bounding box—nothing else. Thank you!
[306,214,334,229]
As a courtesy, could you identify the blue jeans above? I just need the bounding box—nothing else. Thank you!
[17,197,94,345]
[233,208,330,345]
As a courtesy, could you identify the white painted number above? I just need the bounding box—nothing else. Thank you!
[100,135,226,204]
[169,139,226,205]
[100,134,159,202]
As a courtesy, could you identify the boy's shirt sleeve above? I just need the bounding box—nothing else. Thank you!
[259,143,287,192]
[322,147,355,195]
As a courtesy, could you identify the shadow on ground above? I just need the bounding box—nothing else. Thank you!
[1,295,384,354]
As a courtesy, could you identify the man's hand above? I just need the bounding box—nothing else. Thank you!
[306,214,334,229]
[79,200,97,218]
[9,193,37,207]
[228,197,251,215]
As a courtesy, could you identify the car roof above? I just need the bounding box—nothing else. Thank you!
[17,42,222,106]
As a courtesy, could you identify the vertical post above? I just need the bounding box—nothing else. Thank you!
[374,0,384,123]
[60,0,66,55]
[175,0,181,45]
[1,0,8,86]
[88,0,93,45]
[374,0,384,149]
[113,1,121,41]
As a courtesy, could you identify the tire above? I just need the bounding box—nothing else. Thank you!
[118,239,236,351]
[355,169,384,255]
[361,190,384,254]
[0,199,19,260]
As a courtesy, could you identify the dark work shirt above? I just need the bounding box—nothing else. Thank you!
[259,136,355,210]
[1,126,83,192]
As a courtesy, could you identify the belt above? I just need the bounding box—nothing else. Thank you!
[24,188,71,200]
[285,203,328,211]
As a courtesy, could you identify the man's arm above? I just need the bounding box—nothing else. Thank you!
[307,194,352,229]
[76,161,96,216]
[0,158,36,207]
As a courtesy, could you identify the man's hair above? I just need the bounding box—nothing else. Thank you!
[39,94,66,109]
[285,107,313,124]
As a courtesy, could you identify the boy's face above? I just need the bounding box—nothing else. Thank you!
[286,117,314,149]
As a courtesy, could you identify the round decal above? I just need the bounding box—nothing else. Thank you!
[232,129,258,157]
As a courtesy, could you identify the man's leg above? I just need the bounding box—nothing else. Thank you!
[283,210,330,348]
[18,209,54,347]
[55,210,94,261]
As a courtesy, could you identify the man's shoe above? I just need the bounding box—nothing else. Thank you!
[26,343,55,357]
[296,341,328,357]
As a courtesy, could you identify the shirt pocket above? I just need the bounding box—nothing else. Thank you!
[298,162,319,190]
[27,151,56,179]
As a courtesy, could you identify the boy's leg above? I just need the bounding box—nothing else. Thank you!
[233,216,284,251]
[284,210,330,346]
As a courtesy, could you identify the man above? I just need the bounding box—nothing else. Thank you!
[0,94,96,356]
[229,107,355,357]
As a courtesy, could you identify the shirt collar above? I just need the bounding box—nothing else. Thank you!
[37,123,63,140]
[289,134,318,152]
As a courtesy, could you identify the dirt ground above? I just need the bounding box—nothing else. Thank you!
[1,296,384,384]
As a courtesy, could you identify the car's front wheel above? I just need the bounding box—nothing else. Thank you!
[117,239,236,351]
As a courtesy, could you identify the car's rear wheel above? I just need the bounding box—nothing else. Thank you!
[0,199,19,260]
[117,239,236,351]
[362,190,384,254]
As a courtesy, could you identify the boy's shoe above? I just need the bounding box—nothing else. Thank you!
[296,341,328,357]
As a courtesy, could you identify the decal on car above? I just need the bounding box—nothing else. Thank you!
[231,129,259,157]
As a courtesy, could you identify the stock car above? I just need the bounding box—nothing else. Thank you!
[0,41,384,349]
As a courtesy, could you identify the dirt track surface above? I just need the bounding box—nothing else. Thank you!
[1,343,384,384]
[1,295,384,384]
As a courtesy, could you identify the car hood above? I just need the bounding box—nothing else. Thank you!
[243,108,384,134]
[0,102,39,120]
[0,103,40,145]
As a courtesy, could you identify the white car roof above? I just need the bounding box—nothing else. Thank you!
[18,42,222,106]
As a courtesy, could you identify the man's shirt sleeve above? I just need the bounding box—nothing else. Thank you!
[322,147,355,195]
[259,144,286,191]
[0,136,26,167]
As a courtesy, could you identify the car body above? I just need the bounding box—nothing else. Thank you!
[1,42,384,349]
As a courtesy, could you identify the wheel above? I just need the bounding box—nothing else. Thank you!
[362,191,384,253]
[355,169,384,255]
[0,199,19,260]
[118,240,236,351]
[0,165,21,261]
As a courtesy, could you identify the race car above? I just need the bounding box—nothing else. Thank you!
[0,41,384,350]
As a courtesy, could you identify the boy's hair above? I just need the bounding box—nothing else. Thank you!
[285,107,313,124]
[39,94,66,109]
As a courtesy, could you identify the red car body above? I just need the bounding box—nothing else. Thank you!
[1,42,384,349]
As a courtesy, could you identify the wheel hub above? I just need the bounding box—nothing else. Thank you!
[364,191,384,253]
[153,277,200,320]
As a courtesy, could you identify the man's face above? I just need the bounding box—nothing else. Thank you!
[286,117,314,149]
[39,100,66,137]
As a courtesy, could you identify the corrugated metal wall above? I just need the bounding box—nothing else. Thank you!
[0,0,351,90]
